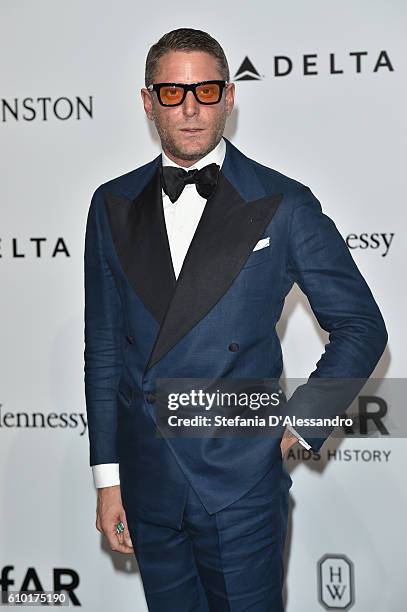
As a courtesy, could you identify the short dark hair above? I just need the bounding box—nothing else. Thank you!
[145,28,230,87]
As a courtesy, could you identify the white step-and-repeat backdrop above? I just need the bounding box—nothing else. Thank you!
[1,1,405,610]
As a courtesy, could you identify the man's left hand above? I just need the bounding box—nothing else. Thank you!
[280,428,299,458]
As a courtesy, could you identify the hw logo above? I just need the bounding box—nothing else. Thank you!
[318,554,355,610]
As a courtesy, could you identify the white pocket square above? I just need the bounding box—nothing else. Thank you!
[252,236,270,252]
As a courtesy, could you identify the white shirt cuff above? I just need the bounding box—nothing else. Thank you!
[286,425,312,450]
[92,463,120,488]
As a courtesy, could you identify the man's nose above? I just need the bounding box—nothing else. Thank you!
[182,90,199,116]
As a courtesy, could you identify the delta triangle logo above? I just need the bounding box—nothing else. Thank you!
[233,56,262,81]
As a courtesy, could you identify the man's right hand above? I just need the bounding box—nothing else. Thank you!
[96,485,134,554]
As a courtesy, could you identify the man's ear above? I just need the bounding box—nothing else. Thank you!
[141,88,154,121]
[225,82,235,116]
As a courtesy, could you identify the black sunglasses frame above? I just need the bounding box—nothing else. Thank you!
[147,80,228,107]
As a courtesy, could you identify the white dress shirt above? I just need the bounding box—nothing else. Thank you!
[92,137,310,489]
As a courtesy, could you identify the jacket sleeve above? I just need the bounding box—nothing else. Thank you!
[84,186,124,466]
[283,186,388,451]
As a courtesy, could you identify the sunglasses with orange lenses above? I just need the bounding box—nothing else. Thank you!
[147,80,228,106]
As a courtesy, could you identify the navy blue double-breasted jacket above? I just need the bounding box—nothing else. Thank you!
[84,138,387,529]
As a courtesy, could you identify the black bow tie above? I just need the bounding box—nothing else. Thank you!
[160,162,220,203]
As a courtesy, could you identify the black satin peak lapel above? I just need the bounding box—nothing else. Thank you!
[104,167,176,324]
[144,171,283,372]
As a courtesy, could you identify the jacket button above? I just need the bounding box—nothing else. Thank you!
[126,334,135,344]
[146,392,156,404]
[228,342,239,352]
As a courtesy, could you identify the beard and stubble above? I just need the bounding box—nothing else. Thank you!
[151,99,227,164]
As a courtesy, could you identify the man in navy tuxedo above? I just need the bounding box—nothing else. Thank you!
[84,28,387,611]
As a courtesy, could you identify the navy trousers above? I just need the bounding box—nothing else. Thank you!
[127,458,292,611]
